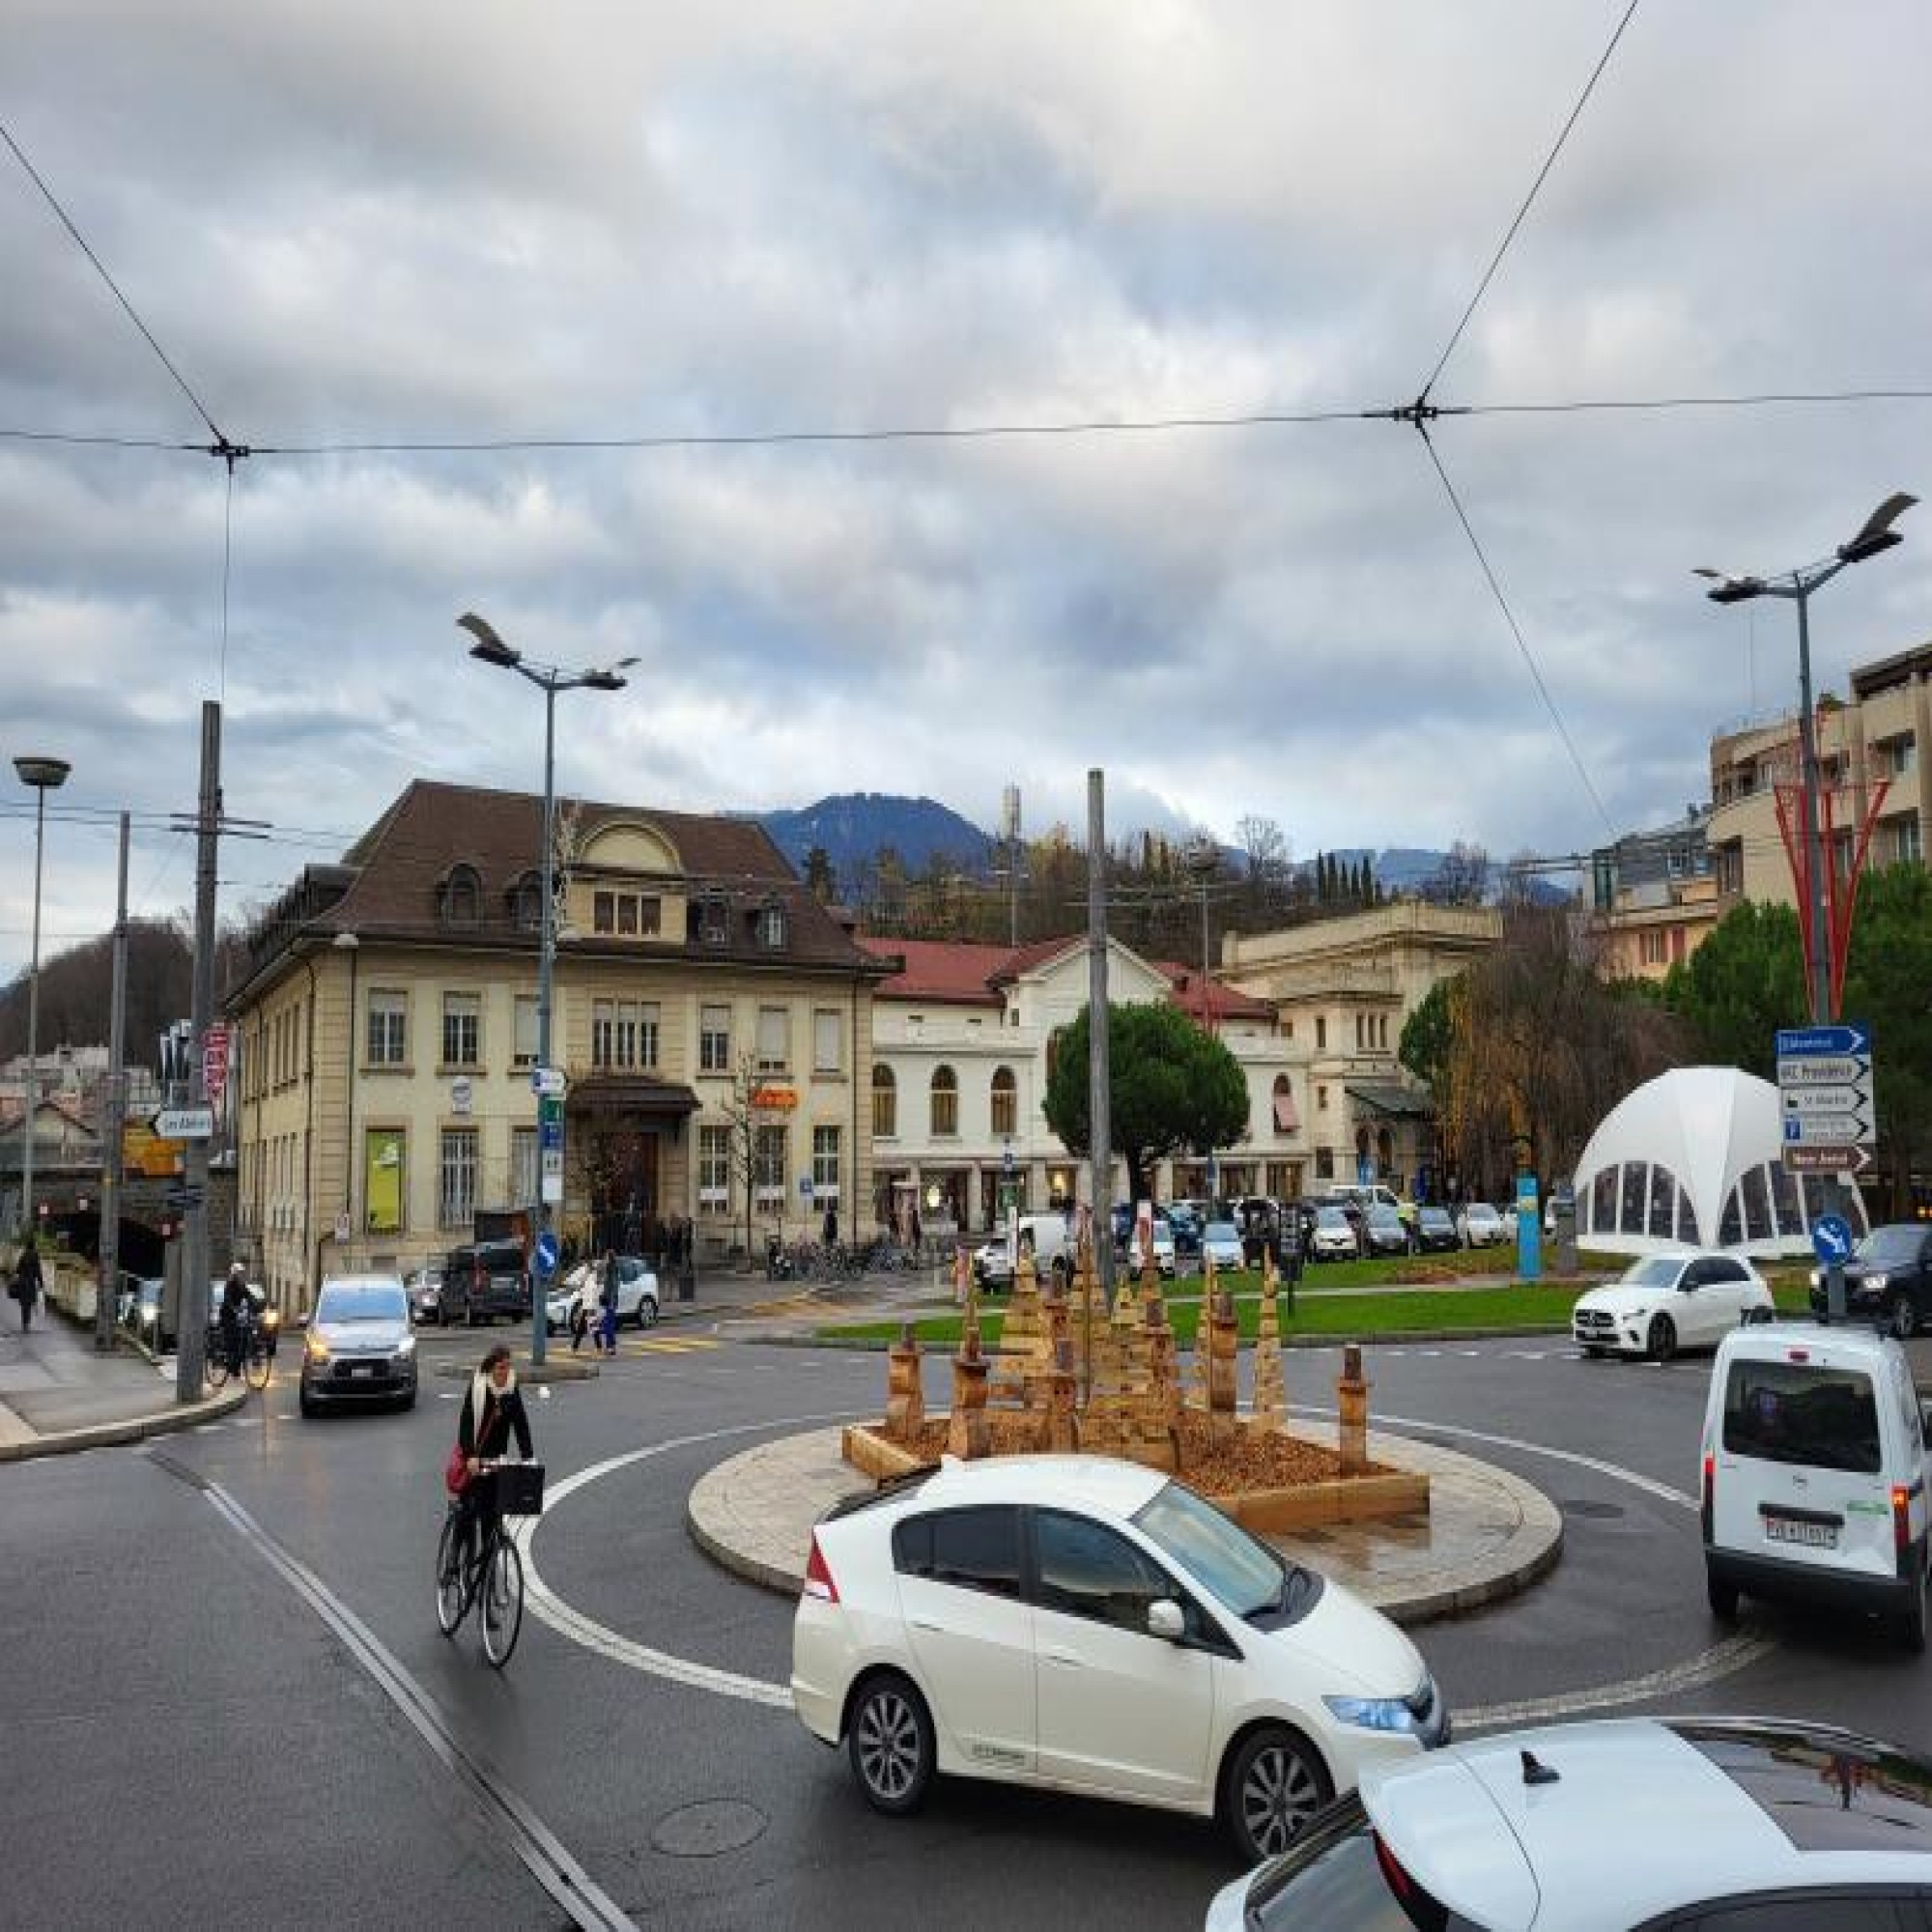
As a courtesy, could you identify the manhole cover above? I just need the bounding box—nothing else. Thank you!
[651,1801,768,1859]
[1559,1498,1626,1521]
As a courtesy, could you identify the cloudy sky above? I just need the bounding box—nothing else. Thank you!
[3,1,1928,981]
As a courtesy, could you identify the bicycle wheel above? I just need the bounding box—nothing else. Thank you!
[204,1348,231,1392]
[436,1515,467,1635]
[480,1537,524,1667]
[244,1338,271,1390]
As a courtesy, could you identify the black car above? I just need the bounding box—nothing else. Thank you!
[435,1239,530,1326]
[1413,1205,1461,1254]
[1362,1205,1412,1257]
[1810,1221,1932,1337]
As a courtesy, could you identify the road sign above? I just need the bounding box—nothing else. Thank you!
[1811,1213,1855,1264]
[799,1176,813,1199]
[530,1065,567,1097]
[164,1186,205,1210]
[152,1106,214,1139]
[1783,1112,1870,1146]
[202,1022,230,1104]
[450,1076,473,1117]
[540,1120,564,1152]
[334,1212,351,1246]
[533,1229,559,1276]
[1002,1142,1014,1176]
[1777,1056,1871,1087]
[538,1095,564,1127]
[1785,1145,1875,1175]
[1776,1023,1871,1058]
[1781,1085,1869,1117]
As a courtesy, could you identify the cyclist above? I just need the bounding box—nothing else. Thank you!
[450,1342,534,1577]
[218,1264,251,1375]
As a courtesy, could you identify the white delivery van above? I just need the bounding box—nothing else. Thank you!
[972,1210,1073,1291]
[1701,1321,1931,1650]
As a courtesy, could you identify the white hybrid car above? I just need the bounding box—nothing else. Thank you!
[1571,1251,1772,1362]
[791,1454,1447,1862]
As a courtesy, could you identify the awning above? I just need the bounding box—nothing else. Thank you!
[569,1076,701,1120]
[1345,1080,1434,1121]
[1272,1091,1300,1132]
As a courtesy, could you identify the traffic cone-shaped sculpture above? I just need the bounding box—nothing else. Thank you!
[886,1322,924,1444]
[1041,1337,1079,1452]
[1187,1251,1217,1413]
[1338,1341,1371,1475]
[1251,1249,1286,1434]
[949,1312,991,1461]
[1207,1285,1239,1447]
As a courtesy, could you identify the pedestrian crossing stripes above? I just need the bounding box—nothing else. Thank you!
[616,1335,722,1358]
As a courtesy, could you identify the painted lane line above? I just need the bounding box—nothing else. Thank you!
[146,1454,637,1932]
[519,1409,863,1710]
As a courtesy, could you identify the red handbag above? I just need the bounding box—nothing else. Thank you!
[444,1442,471,1496]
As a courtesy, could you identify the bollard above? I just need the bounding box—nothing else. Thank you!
[1337,1341,1370,1475]
[1208,1287,1239,1444]
[885,1322,923,1443]
[948,1324,991,1460]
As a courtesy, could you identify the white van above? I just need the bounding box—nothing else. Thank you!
[1701,1321,1931,1650]
[971,1211,1073,1291]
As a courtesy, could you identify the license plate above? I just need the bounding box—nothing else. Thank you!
[352,1362,374,1378]
[1764,1515,1837,1548]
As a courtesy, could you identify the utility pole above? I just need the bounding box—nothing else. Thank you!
[1086,769,1112,1404]
[175,701,220,1401]
[97,810,128,1352]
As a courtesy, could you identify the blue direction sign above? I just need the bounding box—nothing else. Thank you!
[533,1229,560,1277]
[1776,1023,1871,1059]
[1811,1213,1855,1265]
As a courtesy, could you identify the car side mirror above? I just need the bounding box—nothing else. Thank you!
[1147,1599,1186,1642]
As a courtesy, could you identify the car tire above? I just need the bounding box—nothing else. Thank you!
[1888,1293,1919,1342]
[847,1671,934,1817]
[1647,1314,1676,1364]
[298,1387,316,1418]
[637,1296,659,1330]
[1225,1725,1331,1863]
[1706,1571,1739,1623]
[400,1389,417,1411]
[1581,1344,1606,1360]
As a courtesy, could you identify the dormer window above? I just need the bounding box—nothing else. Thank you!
[757,901,786,951]
[700,895,728,946]
[438,864,481,928]
[593,889,662,938]
[509,871,544,932]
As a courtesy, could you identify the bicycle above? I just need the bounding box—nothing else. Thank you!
[205,1308,272,1393]
[436,1461,545,1667]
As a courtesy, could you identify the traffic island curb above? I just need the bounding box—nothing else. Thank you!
[0,1380,249,1463]
[433,1353,600,1383]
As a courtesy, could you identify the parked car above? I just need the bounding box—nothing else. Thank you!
[1124,1213,1177,1279]
[1199,1220,1244,1271]
[792,1453,1447,1864]
[406,1266,444,1325]
[1309,1206,1359,1262]
[1457,1201,1506,1248]
[1412,1206,1460,1254]
[298,1274,417,1416]
[1361,1205,1412,1259]
[1810,1221,1932,1338]
[1703,1321,1930,1647]
[974,1212,1074,1292]
[1572,1251,1773,1361]
[1207,1715,1932,1932]
[434,1238,530,1326]
[545,1255,660,1332]
[1164,1203,1203,1261]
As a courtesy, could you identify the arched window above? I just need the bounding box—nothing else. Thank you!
[509,870,543,931]
[990,1066,1017,1138]
[930,1065,958,1137]
[439,864,481,928]
[871,1064,896,1138]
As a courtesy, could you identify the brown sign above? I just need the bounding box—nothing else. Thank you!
[750,1084,799,1111]
[1783,1144,1874,1175]
[122,1122,185,1180]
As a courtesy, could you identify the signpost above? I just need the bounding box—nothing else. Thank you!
[530,1065,567,1098]
[538,1094,564,1205]
[533,1228,559,1278]
[1778,1022,1876,1321]
[201,1022,230,1108]
[151,1107,214,1141]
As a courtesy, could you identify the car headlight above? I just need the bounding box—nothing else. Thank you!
[1323,1694,1423,1735]
[398,1334,416,1357]
[1865,1271,1890,1293]
[305,1334,330,1365]
[1809,1269,1821,1291]
[262,1309,281,1332]
[140,1305,156,1327]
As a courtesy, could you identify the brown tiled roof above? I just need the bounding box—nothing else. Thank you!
[1155,961,1277,1024]
[247,780,888,980]
[987,935,1086,984]
[856,937,1009,1005]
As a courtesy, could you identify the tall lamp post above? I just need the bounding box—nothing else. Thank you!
[1184,836,1219,1203]
[461,613,634,1366]
[14,755,70,1242]
[1696,491,1915,1321]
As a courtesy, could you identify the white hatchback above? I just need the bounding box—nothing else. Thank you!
[1572,1251,1772,1361]
[791,1454,1447,1862]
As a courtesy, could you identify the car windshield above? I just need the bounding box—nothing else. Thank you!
[1420,1208,1451,1227]
[1205,1222,1238,1242]
[319,1284,408,1322]
[1368,1207,1401,1227]
[1316,1208,1350,1228]
[1861,1226,1923,1264]
[1467,1204,1496,1220]
[1133,1479,1290,1619]
[1722,1361,1881,1473]
[1619,1257,1684,1290]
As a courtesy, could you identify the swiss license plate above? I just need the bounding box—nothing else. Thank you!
[1764,1515,1837,1548]
[352,1362,373,1378]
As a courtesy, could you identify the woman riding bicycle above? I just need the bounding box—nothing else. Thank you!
[451,1343,533,1574]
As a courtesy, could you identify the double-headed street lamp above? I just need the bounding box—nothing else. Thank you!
[461,612,635,1366]
[1695,490,1915,1320]
[14,754,71,1241]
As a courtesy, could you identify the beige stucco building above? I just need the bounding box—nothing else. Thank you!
[1219,902,1499,1196]
[226,781,887,1311]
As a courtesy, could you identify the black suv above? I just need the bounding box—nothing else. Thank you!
[1810,1221,1932,1337]
[435,1239,531,1326]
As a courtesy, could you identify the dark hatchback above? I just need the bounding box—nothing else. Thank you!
[434,1239,531,1326]
[1412,1205,1461,1254]
[1810,1222,1932,1338]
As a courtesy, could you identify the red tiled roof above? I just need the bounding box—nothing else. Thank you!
[856,937,1009,1004]
[987,936,1085,984]
[1155,961,1276,1024]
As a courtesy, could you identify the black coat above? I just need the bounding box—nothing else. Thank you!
[12,1249,42,1305]
[459,1378,533,1461]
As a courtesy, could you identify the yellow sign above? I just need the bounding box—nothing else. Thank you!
[122,1122,184,1180]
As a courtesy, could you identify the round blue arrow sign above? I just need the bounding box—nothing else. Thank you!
[534,1229,560,1276]
[1811,1213,1854,1265]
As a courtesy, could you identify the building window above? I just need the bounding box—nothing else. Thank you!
[367,990,408,1067]
[872,1064,897,1138]
[758,903,786,951]
[1354,1013,1364,1050]
[753,1124,787,1208]
[510,1127,538,1206]
[512,994,540,1067]
[812,1126,840,1204]
[931,1065,959,1137]
[700,895,728,945]
[755,1006,789,1074]
[813,1009,842,1074]
[440,1128,478,1229]
[990,1066,1017,1138]
[591,999,657,1070]
[1898,816,1923,866]
[594,892,615,935]
[698,1124,731,1209]
[700,1005,731,1073]
[1315,1147,1334,1180]
[1641,929,1667,967]
[593,889,663,938]
[511,872,543,930]
[364,1129,405,1234]
[441,992,480,1068]
[1316,1015,1327,1051]
[440,865,480,927]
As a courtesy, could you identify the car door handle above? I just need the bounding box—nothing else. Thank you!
[1040,1647,1084,1668]
[909,1617,946,1634]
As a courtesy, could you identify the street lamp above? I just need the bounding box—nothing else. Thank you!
[1184,836,1219,1203]
[461,613,635,1366]
[14,754,70,1241]
[1695,490,1915,1320]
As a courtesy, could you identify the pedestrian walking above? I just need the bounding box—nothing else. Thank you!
[11,1236,43,1332]
[822,1201,838,1250]
[594,1250,619,1357]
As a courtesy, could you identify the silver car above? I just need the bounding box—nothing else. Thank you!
[299,1275,418,1416]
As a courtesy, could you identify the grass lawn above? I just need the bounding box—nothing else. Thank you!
[817,1272,1816,1350]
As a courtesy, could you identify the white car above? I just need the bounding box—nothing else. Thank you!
[791,1454,1447,1863]
[1571,1251,1772,1362]
[1208,1715,1932,1931]
[1309,1206,1359,1262]
[545,1255,660,1333]
[1200,1220,1245,1271]
[1124,1219,1177,1279]
[1457,1202,1506,1247]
